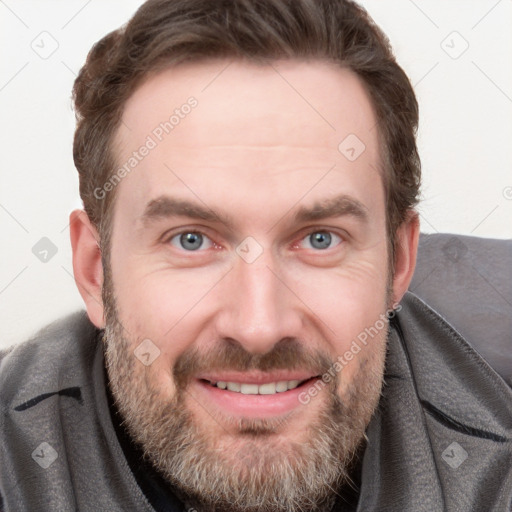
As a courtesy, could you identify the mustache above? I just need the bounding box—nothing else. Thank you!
[173,337,335,390]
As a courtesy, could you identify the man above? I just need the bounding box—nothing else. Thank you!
[1,1,511,511]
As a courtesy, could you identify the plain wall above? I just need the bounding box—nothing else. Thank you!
[1,0,511,349]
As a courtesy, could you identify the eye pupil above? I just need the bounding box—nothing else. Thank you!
[180,232,203,250]
[310,231,331,249]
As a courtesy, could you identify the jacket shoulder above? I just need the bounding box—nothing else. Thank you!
[396,292,512,433]
[410,233,512,387]
[0,311,100,410]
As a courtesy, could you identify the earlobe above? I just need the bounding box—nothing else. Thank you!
[391,212,420,305]
[69,209,105,328]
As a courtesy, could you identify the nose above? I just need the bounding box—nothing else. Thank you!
[214,252,304,355]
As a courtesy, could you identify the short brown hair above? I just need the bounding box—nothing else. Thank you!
[73,0,420,254]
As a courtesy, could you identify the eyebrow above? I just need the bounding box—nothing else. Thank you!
[140,193,368,231]
[140,196,232,227]
[293,194,369,223]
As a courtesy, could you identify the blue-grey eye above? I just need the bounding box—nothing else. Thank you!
[170,232,212,251]
[301,231,341,250]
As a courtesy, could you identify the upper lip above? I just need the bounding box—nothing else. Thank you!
[196,371,319,385]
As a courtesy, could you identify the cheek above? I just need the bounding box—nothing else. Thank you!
[113,260,217,335]
[110,261,225,391]
[289,255,389,350]
[291,260,387,320]
[306,258,389,394]
[335,257,389,317]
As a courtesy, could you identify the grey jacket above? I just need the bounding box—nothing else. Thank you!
[1,292,512,511]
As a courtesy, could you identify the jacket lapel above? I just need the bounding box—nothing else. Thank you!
[357,292,512,511]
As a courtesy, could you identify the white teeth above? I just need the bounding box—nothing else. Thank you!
[258,382,276,395]
[287,380,300,390]
[227,382,241,392]
[275,381,288,392]
[212,379,305,395]
[240,383,259,394]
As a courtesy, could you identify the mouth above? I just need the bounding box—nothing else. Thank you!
[192,372,321,419]
[201,377,315,395]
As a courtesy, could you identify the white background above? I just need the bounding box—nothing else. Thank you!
[1,0,511,349]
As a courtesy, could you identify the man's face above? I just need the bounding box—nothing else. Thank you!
[104,59,391,511]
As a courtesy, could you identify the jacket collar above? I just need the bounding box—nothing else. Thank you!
[352,292,512,511]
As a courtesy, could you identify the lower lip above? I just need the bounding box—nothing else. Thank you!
[192,378,319,418]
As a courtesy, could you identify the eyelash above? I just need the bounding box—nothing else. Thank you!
[168,232,212,251]
[164,227,345,253]
[294,230,343,251]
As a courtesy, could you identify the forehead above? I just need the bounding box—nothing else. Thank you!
[112,59,383,224]
[117,58,379,150]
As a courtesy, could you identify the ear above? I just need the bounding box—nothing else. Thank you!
[391,211,420,305]
[69,209,105,328]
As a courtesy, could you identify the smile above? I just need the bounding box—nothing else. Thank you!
[204,379,308,395]
[193,373,321,418]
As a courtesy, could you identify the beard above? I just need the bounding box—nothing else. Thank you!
[102,262,388,512]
